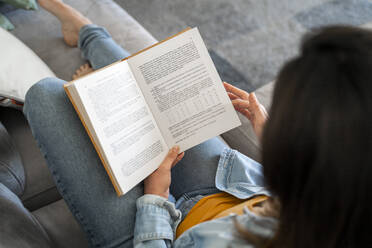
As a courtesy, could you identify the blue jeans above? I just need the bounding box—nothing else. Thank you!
[23,25,227,248]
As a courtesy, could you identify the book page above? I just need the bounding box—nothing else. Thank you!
[72,61,168,195]
[128,28,241,152]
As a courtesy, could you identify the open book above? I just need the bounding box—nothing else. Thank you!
[64,28,241,196]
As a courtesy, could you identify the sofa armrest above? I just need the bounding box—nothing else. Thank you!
[0,121,25,196]
[0,183,53,247]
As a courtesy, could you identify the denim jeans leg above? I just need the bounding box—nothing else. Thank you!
[24,78,140,248]
[78,24,131,69]
[170,137,228,199]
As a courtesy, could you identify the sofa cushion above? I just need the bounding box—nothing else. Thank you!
[8,0,157,81]
[32,199,89,248]
[0,121,24,196]
[1,0,37,10]
[0,26,55,103]
[0,182,53,248]
[0,12,14,30]
[0,107,60,211]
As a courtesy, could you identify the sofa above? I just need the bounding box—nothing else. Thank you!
[0,0,274,247]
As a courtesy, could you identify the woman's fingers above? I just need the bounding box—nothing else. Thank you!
[162,146,180,170]
[172,152,185,168]
[227,92,239,100]
[247,93,268,120]
[223,82,249,100]
[240,109,252,120]
[231,99,253,119]
[223,82,257,121]
[247,93,260,112]
[232,99,250,109]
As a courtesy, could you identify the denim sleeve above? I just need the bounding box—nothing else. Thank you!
[134,194,182,248]
[216,148,270,199]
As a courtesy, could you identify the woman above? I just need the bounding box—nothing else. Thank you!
[25,1,371,247]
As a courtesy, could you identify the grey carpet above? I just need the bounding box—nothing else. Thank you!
[115,0,372,92]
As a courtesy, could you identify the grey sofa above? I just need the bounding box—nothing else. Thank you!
[0,0,274,247]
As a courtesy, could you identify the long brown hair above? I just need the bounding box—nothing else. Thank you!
[243,26,372,247]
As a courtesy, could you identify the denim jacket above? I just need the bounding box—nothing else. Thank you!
[133,148,277,247]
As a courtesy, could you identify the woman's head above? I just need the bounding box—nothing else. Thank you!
[262,26,372,247]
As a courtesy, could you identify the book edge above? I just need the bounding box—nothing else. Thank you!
[63,84,124,196]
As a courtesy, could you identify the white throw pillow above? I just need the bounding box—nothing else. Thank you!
[0,27,55,109]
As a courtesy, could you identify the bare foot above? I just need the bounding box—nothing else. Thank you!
[72,63,94,80]
[38,0,92,46]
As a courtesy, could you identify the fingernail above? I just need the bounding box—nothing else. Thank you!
[172,146,180,152]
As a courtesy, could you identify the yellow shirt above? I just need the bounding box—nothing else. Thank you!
[176,192,268,238]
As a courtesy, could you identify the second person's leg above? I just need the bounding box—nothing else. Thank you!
[39,0,130,70]
[78,25,130,69]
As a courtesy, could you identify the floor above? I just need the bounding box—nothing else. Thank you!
[115,0,372,92]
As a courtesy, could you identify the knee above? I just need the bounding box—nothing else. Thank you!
[23,77,66,117]
[25,77,65,103]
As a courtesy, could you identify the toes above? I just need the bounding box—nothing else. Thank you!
[72,68,82,80]
[83,64,93,72]
[72,63,93,80]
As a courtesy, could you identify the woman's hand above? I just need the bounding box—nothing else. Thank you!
[144,146,184,199]
[223,82,268,141]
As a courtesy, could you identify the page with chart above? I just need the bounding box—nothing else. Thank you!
[128,28,241,152]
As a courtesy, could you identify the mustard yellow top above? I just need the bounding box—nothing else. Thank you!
[176,192,268,238]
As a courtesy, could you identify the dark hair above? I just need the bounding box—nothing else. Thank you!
[260,26,372,247]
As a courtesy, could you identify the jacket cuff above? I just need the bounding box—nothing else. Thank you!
[216,148,270,199]
[134,194,182,245]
